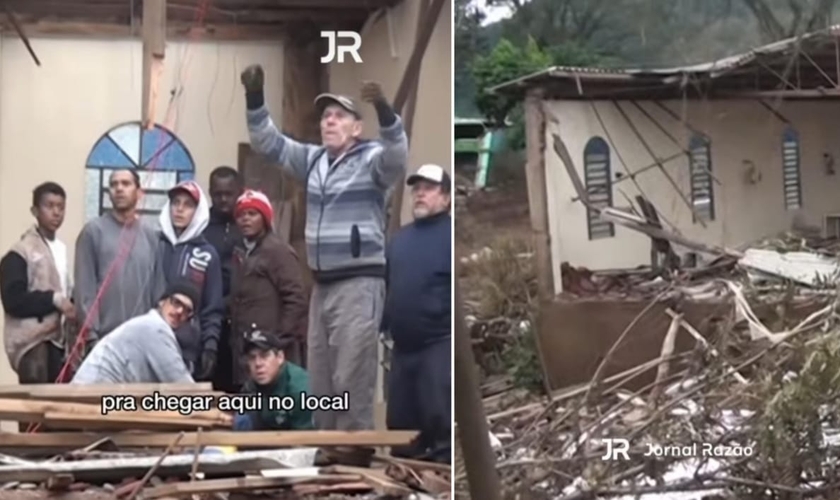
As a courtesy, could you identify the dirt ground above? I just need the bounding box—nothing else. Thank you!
[454,181,531,259]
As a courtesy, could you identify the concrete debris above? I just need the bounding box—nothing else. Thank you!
[739,248,840,286]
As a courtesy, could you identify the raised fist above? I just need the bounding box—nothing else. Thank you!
[240,64,264,93]
[360,81,385,103]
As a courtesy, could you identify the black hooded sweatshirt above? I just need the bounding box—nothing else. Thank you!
[203,206,243,301]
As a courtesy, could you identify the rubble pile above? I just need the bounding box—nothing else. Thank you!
[0,383,450,499]
[457,231,840,499]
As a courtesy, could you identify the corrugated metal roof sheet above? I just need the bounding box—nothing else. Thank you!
[491,23,840,92]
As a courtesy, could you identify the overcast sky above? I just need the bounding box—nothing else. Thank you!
[472,0,516,26]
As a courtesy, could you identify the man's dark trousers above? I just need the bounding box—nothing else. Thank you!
[212,320,237,393]
[386,338,451,463]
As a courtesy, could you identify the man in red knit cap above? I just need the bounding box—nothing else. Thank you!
[228,189,308,388]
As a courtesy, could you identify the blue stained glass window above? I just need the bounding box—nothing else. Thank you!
[583,137,614,240]
[84,122,195,222]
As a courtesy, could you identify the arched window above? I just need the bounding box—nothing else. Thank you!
[84,122,195,224]
[781,127,802,210]
[688,135,714,223]
[583,136,614,240]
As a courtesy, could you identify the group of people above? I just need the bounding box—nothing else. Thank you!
[0,64,452,464]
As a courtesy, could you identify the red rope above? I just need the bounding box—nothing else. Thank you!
[27,0,213,433]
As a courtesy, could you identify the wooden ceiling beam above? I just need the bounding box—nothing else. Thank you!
[141,0,165,128]
[7,9,369,24]
[62,0,395,7]
[0,21,291,40]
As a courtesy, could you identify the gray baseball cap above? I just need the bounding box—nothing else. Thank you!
[314,93,362,119]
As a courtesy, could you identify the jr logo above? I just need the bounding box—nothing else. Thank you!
[321,31,363,63]
[601,438,630,461]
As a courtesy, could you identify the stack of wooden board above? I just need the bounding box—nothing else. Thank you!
[0,382,230,431]
[0,382,420,452]
[0,382,445,497]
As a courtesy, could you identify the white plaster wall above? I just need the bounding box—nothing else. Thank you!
[0,36,285,389]
[545,99,840,294]
[330,0,453,225]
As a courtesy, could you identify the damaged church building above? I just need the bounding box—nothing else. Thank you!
[491,25,840,393]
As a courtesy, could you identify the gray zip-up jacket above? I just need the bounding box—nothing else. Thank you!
[71,309,193,384]
[246,105,408,283]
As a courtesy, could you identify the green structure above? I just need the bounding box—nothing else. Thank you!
[454,117,506,188]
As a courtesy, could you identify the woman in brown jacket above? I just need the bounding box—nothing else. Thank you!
[229,190,308,387]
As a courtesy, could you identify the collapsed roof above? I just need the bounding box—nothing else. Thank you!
[492,24,840,100]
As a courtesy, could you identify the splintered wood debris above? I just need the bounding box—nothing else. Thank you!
[0,383,451,499]
[457,231,840,498]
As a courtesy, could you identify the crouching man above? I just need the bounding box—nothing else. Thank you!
[232,328,314,431]
[71,282,199,384]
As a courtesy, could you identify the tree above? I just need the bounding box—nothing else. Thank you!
[472,37,552,126]
[455,0,488,116]
[741,0,839,41]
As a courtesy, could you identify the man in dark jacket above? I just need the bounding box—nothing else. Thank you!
[232,327,313,431]
[381,164,452,464]
[230,189,308,388]
[203,166,244,393]
[156,181,224,380]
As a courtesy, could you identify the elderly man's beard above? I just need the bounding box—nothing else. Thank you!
[413,202,433,219]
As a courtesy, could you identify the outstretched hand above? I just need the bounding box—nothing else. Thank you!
[240,65,265,93]
[360,81,385,104]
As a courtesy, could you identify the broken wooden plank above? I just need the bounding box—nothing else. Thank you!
[600,207,742,258]
[44,473,74,491]
[0,398,230,425]
[0,449,317,484]
[373,454,451,475]
[0,430,419,449]
[42,412,221,431]
[326,465,414,496]
[293,481,373,495]
[0,383,213,401]
[144,474,362,498]
[8,391,226,405]
[141,0,166,128]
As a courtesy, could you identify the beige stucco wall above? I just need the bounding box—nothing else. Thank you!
[0,1,451,416]
[330,0,452,224]
[0,36,286,389]
[545,98,840,294]
[328,0,452,425]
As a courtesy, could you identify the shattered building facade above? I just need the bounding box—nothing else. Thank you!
[491,25,840,393]
[496,25,840,294]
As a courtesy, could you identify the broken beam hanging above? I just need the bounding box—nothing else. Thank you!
[386,0,446,235]
[142,0,166,129]
[628,100,722,186]
[2,6,39,66]
[582,102,680,233]
[551,133,742,259]
[611,100,708,228]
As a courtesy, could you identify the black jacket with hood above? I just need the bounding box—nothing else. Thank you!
[155,186,224,374]
[203,207,243,304]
